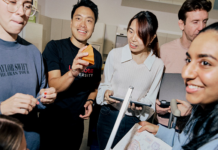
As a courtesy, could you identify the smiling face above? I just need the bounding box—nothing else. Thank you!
[0,0,30,39]
[182,30,218,106]
[127,19,146,53]
[70,6,95,46]
[179,9,208,42]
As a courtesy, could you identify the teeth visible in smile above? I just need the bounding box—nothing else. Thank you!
[131,43,136,47]
[188,85,200,89]
[78,30,87,33]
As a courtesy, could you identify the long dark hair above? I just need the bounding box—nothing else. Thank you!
[182,22,218,150]
[0,115,24,150]
[127,11,160,57]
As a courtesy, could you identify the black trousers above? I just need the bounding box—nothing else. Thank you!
[39,106,84,150]
[97,105,140,150]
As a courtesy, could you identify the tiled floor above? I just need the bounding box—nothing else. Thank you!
[79,119,90,150]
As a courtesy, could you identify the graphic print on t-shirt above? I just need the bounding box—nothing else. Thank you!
[69,65,94,78]
[0,63,29,77]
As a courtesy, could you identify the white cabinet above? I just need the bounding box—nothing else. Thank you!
[20,22,43,53]
[61,20,72,39]
[103,25,117,55]
[50,18,62,40]
[88,22,106,56]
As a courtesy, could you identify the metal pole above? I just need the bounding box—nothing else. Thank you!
[104,86,134,150]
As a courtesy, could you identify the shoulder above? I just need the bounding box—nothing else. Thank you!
[160,38,180,52]
[17,36,41,57]
[93,47,102,58]
[108,46,123,58]
[154,56,164,67]
[45,38,68,48]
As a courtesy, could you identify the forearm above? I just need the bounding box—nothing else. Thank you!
[88,89,98,101]
[49,71,75,93]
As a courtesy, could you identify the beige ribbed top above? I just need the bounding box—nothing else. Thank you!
[97,45,164,121]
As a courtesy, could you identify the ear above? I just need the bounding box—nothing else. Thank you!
[178,19,185,31]
[70,19,73,28]
[149,34,157,44]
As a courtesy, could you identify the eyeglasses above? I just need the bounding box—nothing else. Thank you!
[3,0,37,17]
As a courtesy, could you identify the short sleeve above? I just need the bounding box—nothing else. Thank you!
[42,40,61,72]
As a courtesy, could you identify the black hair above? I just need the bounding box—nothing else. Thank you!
[182,22,218,150]
[71,0,98,24]
[178,0,212,23]
[127,11,160,57]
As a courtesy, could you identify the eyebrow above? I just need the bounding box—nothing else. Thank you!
[74,14,94,20]
[186,52,191,57]
[129,27,134,31]
[198,54,217,60]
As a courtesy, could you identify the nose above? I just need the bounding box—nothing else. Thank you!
[132,33,137,42]
[80,19,86,28]
[182,60,198,82]
[15,2,25,16]
[198,22,204,31]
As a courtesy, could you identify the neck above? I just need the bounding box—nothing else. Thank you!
[131,47,150,64]
[180,32,192,49]
[0,26,18,41]
[70,36,87,48]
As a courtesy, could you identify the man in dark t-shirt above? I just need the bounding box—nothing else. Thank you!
[40,0,102,149]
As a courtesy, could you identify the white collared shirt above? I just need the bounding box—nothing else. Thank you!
[97,44,164,121]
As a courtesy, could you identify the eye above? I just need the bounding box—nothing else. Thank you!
[185,58,191,64]
[129,30,133,34]
[76,17,80,20]
[8,0,16,4]
[87,20,92,23]
[24,4,32,9]
[201,61,210,66]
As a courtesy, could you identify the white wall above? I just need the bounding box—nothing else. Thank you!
[37,0,218,35]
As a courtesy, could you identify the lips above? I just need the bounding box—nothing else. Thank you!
[129,43,137,49]
[186,83,203,93]
[12,20,24,25]
[77,29,87,34]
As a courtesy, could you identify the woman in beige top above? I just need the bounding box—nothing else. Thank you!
[96,11,164,150]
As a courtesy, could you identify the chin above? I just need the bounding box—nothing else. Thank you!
[186,94,201,105]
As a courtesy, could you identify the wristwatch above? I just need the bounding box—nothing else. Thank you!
[87,99,95,106]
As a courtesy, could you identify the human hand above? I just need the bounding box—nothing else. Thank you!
[1,93,38,115]
[39,87,57,104]
[128,103,142,110]
[138,121,159,135]
[79,101,93,120]
[71,46,89,77]
[168,99,192,116]
[156,99,170,115]
[104,90,120,104]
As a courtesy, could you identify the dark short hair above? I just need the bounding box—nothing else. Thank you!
[127,11,159,57]
[71,0,98,24]
[178,0,212,23]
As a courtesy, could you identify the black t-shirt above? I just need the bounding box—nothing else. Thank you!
[42,38,102,117]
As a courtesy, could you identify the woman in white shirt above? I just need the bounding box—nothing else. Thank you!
[96,11,164,150]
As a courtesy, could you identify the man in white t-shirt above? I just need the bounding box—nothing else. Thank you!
[156,0,212,128]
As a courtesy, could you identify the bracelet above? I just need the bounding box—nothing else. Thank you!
[87,99,95,105]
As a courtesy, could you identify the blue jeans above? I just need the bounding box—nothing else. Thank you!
[97,105,140,150]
